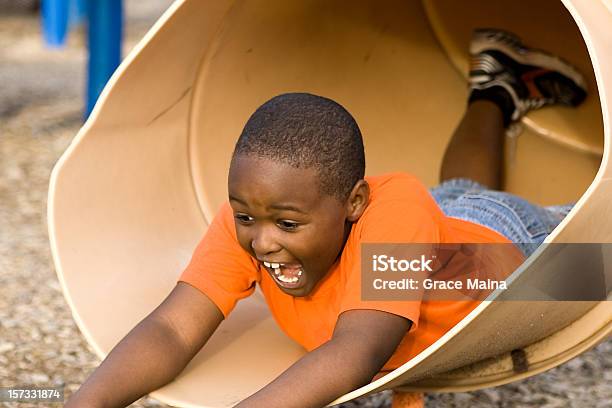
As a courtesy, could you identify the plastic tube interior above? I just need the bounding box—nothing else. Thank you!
[48,0,612,407]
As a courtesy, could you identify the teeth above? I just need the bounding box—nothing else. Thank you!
[263,261,282,268]
[262,261,303,285]
[277,273,299,284]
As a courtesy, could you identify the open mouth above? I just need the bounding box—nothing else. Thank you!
[262,261,304,289]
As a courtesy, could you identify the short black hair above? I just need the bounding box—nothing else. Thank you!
[232,93,365,201]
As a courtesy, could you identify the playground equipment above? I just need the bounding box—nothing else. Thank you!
[48,0,611,406]
[42,0,122,116]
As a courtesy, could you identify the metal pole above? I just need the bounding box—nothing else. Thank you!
[86,0,123,117]
[41,0,69,47]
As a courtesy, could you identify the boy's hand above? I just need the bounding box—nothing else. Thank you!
[65,282,223,408]
[235,309,411,408]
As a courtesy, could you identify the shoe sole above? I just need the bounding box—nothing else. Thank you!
[470,28,587,91]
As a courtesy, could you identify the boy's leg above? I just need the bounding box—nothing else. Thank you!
[439,99,505,190]
[439,29,587,190]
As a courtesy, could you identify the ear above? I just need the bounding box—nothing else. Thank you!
[345,180,370,222]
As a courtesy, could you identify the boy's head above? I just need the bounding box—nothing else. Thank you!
[228,93,369,296]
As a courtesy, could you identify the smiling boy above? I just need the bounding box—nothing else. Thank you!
[65,29,586,408]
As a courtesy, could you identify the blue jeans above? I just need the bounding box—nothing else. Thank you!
[430,178,573,257]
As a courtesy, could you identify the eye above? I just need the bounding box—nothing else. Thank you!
[277,220,299,231]
[234,213,254,224]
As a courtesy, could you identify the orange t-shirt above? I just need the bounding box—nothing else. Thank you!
[179,172,523,371]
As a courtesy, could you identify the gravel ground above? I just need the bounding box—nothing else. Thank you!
[0,2,609,407]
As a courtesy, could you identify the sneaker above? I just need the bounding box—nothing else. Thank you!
[468,29,587,125]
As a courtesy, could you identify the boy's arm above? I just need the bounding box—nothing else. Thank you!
[235,309,411,408]
[65,282,223,408]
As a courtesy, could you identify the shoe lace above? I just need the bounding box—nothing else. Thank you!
[520,97,554,112]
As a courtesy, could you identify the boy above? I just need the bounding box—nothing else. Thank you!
[65,29,586,408]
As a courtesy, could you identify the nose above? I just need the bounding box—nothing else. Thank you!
[251,226,282,257]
